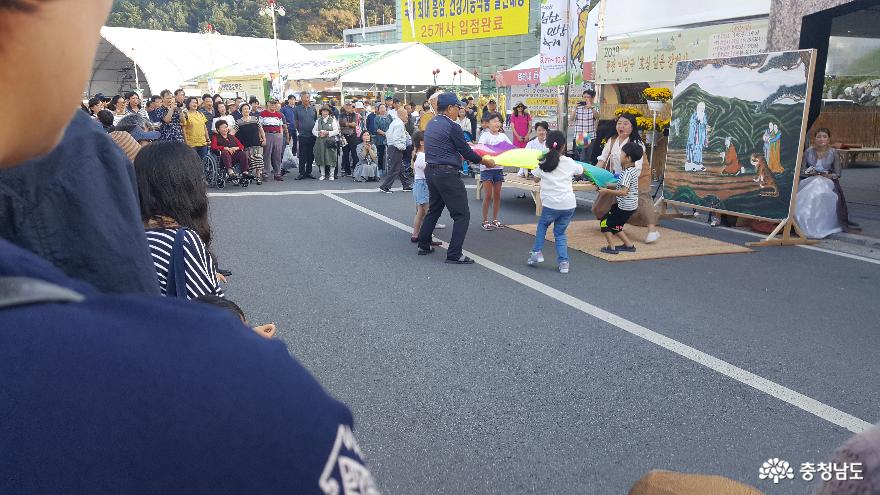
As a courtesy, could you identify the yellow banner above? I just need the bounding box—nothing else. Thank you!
[401,0,529,43]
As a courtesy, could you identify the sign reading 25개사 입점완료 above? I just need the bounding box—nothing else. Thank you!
[401,0,530,42]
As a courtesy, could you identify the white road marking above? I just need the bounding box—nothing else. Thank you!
[674,217,880,266]
[324,192,873,434]
[208,184,477,198]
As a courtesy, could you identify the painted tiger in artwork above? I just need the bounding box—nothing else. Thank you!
[750,154,779,198]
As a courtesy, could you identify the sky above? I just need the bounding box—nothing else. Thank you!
[674,63,807,104]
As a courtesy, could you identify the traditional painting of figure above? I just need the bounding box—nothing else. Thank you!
[664,50,815,220]
[685,102,709,172]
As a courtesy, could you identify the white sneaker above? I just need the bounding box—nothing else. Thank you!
[318,174,325,180]
[527,251,544,265]
[645,231,661,243]
[329,175,335,181]
[558,261,570,274]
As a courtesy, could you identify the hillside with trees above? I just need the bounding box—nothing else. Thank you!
[107,0,396,42]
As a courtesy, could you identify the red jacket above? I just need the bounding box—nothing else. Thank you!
[211,133,243,153]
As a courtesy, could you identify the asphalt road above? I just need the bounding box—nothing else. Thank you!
[208,178,879,494]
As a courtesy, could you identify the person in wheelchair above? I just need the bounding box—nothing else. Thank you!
[210,121,252,182]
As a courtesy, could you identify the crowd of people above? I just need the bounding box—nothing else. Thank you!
[81,84,673,274]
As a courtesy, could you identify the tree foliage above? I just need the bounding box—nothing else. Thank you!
[107,0,396,42]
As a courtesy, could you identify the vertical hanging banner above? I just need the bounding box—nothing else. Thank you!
[539,0,570,86]
[568,0,598,83]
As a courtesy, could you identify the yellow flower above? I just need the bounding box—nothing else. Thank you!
[642,87,672,102]
[614,106,643,117]
[635,117,654,130]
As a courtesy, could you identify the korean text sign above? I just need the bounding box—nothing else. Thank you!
[596,20,768,84]
[539,0,569,85]
[401,0,529,42]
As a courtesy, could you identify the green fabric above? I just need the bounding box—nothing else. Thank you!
[314,117,337,169]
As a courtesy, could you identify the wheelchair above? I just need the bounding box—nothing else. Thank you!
[203,152,253,188]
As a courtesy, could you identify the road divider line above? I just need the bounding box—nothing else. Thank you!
[325,192,873,434]
[209,184,477,198]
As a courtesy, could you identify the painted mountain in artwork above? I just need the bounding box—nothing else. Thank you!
[665,83,807,219]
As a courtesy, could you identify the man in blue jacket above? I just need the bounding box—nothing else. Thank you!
[0,1,378,492]
[418,93,495,264]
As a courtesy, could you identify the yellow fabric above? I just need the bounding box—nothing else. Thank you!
[418,111,435,132]
[182,110,209,147]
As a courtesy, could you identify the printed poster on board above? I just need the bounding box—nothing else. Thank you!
[664,50,815,220]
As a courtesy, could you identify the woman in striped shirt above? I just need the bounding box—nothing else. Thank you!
[134,141,224,299]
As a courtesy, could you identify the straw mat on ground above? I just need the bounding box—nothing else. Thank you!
[506,220,752,262]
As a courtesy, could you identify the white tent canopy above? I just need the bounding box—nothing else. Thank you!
[508,55,540,72]
[340,43,480,88]
[88,26,308,97]
[190,43,481,90]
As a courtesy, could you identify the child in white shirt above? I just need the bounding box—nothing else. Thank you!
[409,131,443,245]
[527,130,583,274]
[477,114,511,231]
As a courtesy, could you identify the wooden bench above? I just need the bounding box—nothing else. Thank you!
[838,147,880,168]
[475,172,597,216]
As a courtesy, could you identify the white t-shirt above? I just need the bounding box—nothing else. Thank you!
[531,155,582,210]
[413,151,426,180]
[597,136,644,174]
[477,131,511,171]
[525,138,548,152]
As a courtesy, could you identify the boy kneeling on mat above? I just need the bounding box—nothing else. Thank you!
[599,142,643,254]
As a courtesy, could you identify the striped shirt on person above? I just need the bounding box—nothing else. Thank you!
[259,111,284,133]
[616,167,640,211]
[145,228,224,299]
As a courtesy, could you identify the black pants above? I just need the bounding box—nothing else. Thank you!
[380,146,412,191]
[340,134,357,175]
[376,144,386,172]
[297,136,315,177]
[419,166,469,261]
[403,144,414,180]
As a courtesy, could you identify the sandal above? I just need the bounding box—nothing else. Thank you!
[492,220,505,229]
[481,222,494,231]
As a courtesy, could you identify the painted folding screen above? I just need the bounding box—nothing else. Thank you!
[663,50,816,220]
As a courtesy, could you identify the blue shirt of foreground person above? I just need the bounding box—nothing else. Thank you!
[0,110,159,295]
[0,239,379,494]
[418,92,493,264]
[0,0,375,490]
